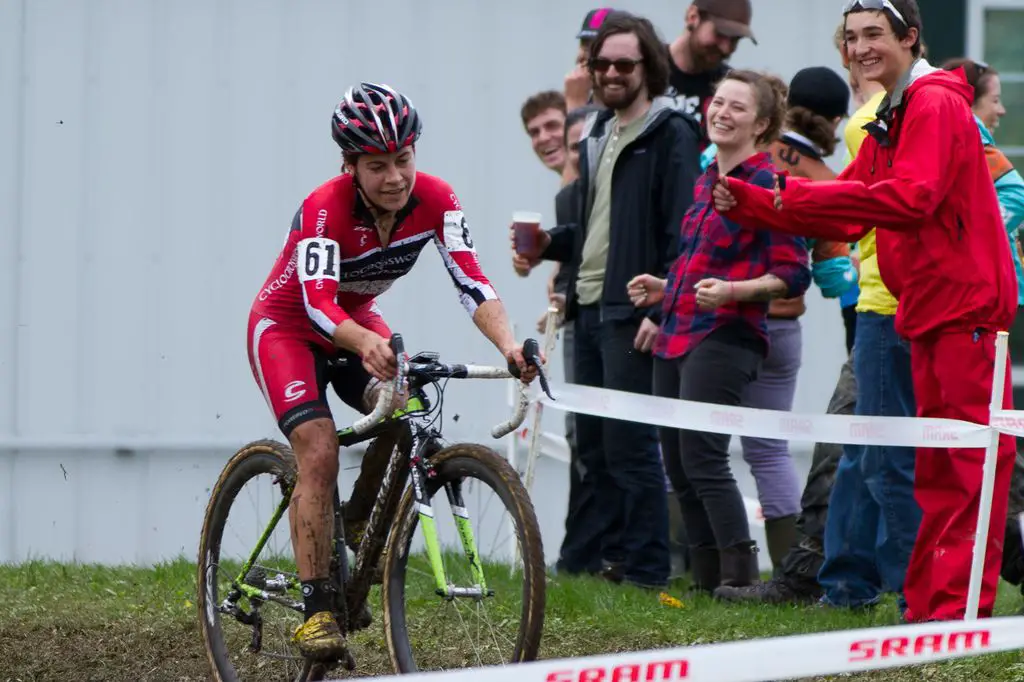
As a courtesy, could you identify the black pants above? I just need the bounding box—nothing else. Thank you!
[556,321,592,573]
[841,304,857,356]
[654,325,764,550]
[557,305,669,587]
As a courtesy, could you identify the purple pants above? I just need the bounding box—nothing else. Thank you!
[739,317,803,520]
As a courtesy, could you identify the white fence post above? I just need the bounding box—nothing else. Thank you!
[966,330,1010,620]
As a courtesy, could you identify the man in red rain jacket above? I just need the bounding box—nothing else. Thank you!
[712,0,1018,622]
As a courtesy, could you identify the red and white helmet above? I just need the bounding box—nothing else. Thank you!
[331,82,422,155]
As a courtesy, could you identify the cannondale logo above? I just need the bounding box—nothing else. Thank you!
[302,584,314,597]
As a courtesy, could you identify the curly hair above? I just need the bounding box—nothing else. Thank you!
[785,106,839,156]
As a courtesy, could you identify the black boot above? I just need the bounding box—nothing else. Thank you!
[714,541,759,591]
[688,546,720,593]
[712,576,820,605]
[764,515,798,576]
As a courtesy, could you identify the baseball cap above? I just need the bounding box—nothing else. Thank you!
[787,67,851,120]
[576,8,627,41]
[693,0,757,45]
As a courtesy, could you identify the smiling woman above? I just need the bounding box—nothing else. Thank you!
[627,69,810,595]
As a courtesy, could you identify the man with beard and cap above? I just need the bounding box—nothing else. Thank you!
[511,12,702,589]
[667,0,756,147]
[566,8,630,114]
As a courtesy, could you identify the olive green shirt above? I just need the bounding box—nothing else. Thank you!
[576,115,646,305]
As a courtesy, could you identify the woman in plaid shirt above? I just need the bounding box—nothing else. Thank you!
[628,70,811,592]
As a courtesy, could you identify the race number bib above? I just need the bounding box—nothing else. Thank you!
[443,210,475,252]
[297,238,341,282]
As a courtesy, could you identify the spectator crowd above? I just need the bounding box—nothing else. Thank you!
[510,0,1024,624]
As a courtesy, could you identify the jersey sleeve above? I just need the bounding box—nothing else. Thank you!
[296,196,349,338]
[430,184,499,316]
[347,299,391,339]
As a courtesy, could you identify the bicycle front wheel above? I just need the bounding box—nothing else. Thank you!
[381,443,546,673]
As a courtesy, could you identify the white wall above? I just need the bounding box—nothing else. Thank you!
[0,0,854,564]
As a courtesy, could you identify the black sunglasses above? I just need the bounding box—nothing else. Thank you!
[842,0,908,27]
[588,57,643,74]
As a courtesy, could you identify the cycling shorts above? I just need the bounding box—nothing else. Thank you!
[247,313,378,438]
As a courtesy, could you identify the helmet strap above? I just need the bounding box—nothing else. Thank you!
[352,172,398,224]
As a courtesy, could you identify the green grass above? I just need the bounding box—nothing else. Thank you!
[2,559,1024,681]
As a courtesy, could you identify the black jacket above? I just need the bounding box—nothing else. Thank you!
[551,180,580,296]
[541,96,702,323]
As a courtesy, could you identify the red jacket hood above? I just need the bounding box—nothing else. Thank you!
[903,61,974,107]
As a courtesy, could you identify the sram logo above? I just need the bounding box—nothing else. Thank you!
[849,629,991,662]
[545,659,689,682]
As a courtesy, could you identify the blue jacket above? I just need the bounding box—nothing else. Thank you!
[976,115,1024,305]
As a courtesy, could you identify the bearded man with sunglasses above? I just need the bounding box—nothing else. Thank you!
[713,0,1018,622]
[512,12,701,589]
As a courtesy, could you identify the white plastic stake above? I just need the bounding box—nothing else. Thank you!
[523,307,561,493]
[966,330,1009,619]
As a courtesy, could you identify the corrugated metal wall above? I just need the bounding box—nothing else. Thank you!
[0,0,854,564]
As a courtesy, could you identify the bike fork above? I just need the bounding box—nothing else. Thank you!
[413,458,489,598]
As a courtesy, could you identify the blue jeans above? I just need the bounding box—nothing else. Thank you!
[818,312,920,608]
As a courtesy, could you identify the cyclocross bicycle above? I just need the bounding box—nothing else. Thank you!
[197,335,551,681]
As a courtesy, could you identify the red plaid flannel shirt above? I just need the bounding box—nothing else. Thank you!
[653,152,811,360]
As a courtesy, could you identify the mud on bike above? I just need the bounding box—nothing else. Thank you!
[197,335,551,681]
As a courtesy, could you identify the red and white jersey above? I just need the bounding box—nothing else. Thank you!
[252,171,498,347]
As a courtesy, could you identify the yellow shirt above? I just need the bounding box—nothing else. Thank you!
[844,91,898,315]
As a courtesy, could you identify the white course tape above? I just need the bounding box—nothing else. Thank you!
[366,616,1023,682]
[537,382,994,449]
[990,410,1024,438]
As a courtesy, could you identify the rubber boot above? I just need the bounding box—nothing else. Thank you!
[668,495,691,579]
[715,541,760,590]
[688,546,721,593]
[764,515,798,577]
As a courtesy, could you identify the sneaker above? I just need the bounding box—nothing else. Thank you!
[292,611,348,661]
[713,578,819,605]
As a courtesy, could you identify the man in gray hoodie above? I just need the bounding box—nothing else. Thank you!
[514,12,702,589]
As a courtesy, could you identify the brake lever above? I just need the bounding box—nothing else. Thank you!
[507,338,555,401]
[532,355,554,400]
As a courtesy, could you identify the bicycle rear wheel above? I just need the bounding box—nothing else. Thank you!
[381,443,546,673]
[197,439,311,682]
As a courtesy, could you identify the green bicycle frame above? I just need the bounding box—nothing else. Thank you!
[233,492,294,601]
[231,394,489,601]
[415,467,489,596]
[451,495,488,591]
